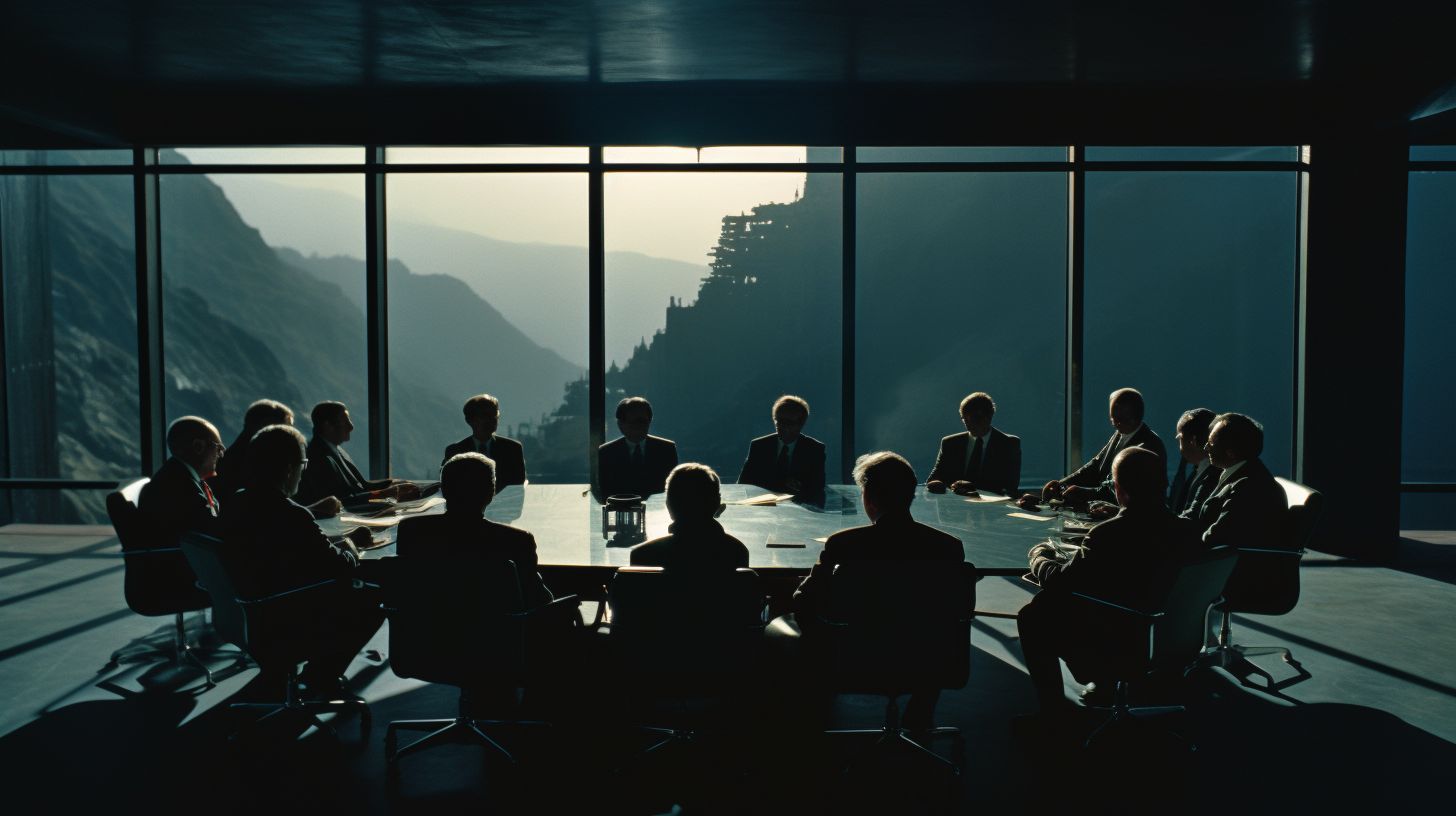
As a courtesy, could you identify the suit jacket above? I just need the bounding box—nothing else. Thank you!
[737,433,827,497]
[1169,459,1222,516]
[209,430,253,503]
[1031,504,1200,612]
[139,457,222,543]
[297,437,390,508]
[1063,423,1167,502]
[597,435,678,499]
[219,486,359,600]
[793,510,964,621]
[1190,457,1289,552]
[442,434,527,487]
[629,519,750,572]
[927,428,1022,496]
[395,511,552,609]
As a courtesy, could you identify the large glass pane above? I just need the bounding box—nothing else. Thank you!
[0,150,132,167]
[160,165,372,474]
[1410,146,1456,162]
[856,172,1068,490]
[605,147,838,164]
[0,167,139,523]
[386,147,588,164]
[858,147,1068,163]
[1403,172,1456,501]
[386,173,589,482]
[165,147,363,165]
[1086,147,1299,162]
[605,171,843,481]
[1083,171,1298,479]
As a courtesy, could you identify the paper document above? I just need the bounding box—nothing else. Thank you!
[339,514,404,529]
[394,496,446,514]
[1007,511,1058,522]
[963,494,1011,504]
[731,493,796,507]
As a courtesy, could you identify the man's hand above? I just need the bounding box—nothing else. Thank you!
[950,481,979,497]
[1028,542,1057,561]
[308,496,342,519]
[1061,485,1092,504]
[1016,493,1042,510]
[1041,480,1064,502]
[394,481,421,501]
[926,480,947,494]
[346,527,372,556]
[1088,501,1118,520]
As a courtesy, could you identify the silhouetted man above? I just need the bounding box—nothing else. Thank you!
[1017,447,1199,714]
[214,399,341,518]
[139,416,226,542]
[631,463,749,571]
[1168,407,1220,516]
[794,451,965,728]
[442,394,527,488]
[737,395,826,498]
[597,396,678,499]
[221,424,383,701]
[297,401,419,509]
[1020,387,1165,510]
[926,391,1022,497]
[1190,412,1288,551]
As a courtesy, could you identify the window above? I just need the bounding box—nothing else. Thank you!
[1402,168,1456,527]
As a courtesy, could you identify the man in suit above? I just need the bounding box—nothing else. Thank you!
[140,416,226,542]
[1168,407,1220,516]
[926,391,1022,497]
[441,393,527,487]
[1190,412,1289,551]
[596,396,678,499]
[737,395,826,499]
[793,451,966,728]
[213,399,340,518]
[1017,447,1200,713]
[221,424,382,701]
[1020,387,1166,510]
[296,401,419,509]
[631,463,749,571]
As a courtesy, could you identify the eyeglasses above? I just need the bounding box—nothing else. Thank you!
[297,458,309,470]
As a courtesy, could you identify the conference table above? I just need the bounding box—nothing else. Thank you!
[326,484,1089,586]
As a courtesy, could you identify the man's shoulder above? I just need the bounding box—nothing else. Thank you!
[991,427,1020,445]
[940,431,969,446]
[483,518,535,542]
[443,435,474,456]
[749,433,778,448]
[494,435,524,452]
[798,434,826,453]
[646,434,677,450]
[599,437,626,454]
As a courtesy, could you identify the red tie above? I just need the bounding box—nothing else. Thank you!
[201,480,218,515]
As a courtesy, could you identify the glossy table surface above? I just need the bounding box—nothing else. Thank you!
[325,484,1087,574]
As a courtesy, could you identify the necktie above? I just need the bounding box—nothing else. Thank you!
[1170,461,1190,511]
[632,443,644,468]
[966,436,984,482]
[776,443,791,481]
[201,480,218,515]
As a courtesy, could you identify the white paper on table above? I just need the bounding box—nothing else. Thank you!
[1006,511,1058,522]
[394,496,446,514]
[339,514,405,529]
[962,494,1011,504]
[813,536,829,543]
[731,493,796,507]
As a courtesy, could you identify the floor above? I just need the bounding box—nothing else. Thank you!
[2,524,1454,814]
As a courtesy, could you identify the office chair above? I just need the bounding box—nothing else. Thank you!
[1199,477,1322,691]
[383,557,582,771]
[603,566,768,760]
[104,478,220,686]
[180,532,370,740]
[1072,546,1239,750]
[814,561,979,776]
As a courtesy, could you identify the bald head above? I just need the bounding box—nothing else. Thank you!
[166,416,223,476]
[1111,447,1164,508]
[1108,387,1145,435]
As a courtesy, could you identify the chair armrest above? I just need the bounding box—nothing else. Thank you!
[1236,547,1305,557]
[237,577,345,607]
[119,546,185,556]
[514,594,583,627]
[1067,591,1164,620]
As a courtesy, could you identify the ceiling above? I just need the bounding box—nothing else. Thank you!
[4,0,1456,146]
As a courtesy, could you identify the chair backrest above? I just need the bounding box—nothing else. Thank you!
[388,555,530,687]
[1277,476,1324,552]
[1151,547,1239,672]
[817,560,977,693]
[108,479,209,616]
[606,566,766,691]
[179,532,249,650]
[1219,477,1319,616]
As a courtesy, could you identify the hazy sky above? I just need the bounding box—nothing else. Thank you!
[177,146,808,266]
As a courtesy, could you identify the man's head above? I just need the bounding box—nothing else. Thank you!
[1175,407,1217,463]
[615,396,653,443]
[772,395,810,443]
[853,451,918,521]
[959,392,996,438]
[1206,412,1263,470]
[167,416,224,477]
[441,452,496,514]
[242,399,293,435]
[665,463,723,522]
[310,401,353,445]
[1111,446,1166,509]
[463,394,501,441]
[248,424,308,495]
[1108,388,1145,435]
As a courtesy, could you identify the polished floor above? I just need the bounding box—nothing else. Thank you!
[2,523,1454,814]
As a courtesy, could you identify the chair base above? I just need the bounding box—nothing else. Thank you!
[827,696,964,776]
[1081,681,1193,751]
[1199,612,1311,692]
[228,670,370,742]
[103,611,252,693]
[385,715,548,769]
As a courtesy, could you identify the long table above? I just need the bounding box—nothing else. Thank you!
[330,483,1084,578]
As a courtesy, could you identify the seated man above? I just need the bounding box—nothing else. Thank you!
[597,396,678,499]
[214,399,340,518]
[1017,447,1199,714]
[140,416,226,541]
[397,452,552,610]
[221,424,383,700]
[1020,387,1165,510]
[1190,412,1289,550]
[926,391,1022,497]
[296,400,419,509]
[737,395,826,499]
[1168,407,1220,516]
[442,393,527,488]
[793,451,965,728]
[631,463,749,571]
